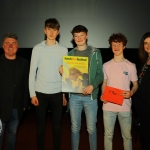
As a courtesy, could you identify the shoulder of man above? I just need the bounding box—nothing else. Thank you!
[88,45,100,53]
[33,41,45,49]
[68,47,76,55]
[57,42,67,48]
[16,55,29,64]
[0,54,4,60]
[124,59,136,67]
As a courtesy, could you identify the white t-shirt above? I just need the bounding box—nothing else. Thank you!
[102,59,138,112]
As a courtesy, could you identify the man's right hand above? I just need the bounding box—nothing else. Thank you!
[100,95,108,104]
[59,65,63,75]
[31,96,39,106]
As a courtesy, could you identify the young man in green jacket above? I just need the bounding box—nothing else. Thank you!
[68,25,103,150]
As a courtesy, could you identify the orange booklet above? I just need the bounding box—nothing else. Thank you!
[102,86,124,105]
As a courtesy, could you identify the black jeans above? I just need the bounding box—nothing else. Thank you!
[35,92,63,150]
[140,105,150,150]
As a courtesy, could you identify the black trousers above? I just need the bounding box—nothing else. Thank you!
[140,104,150,150]
[35,92,63,150]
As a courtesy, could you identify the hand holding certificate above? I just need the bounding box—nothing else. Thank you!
[101,86,124,105]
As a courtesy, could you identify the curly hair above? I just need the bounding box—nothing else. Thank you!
[108,33,127,47]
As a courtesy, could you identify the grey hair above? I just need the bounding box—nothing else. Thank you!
[2,33,18,44]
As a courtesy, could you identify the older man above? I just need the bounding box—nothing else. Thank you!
[0,33,29,150]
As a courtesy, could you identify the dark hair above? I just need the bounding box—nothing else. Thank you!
[2,32,18,44]
[139,32,150,63]
[108,33,127,47]
[45,18,60,30]
[71,25,88,36]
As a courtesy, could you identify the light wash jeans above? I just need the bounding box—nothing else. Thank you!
[69,94,98,150]
[0,109,19,150]
[103,110,132,150]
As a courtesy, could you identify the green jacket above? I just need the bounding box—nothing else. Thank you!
[68,46,104,100]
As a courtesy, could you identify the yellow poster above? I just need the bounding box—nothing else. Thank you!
[62,56,88,93]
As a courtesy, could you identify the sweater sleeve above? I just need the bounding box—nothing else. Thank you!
[29,48,38,98]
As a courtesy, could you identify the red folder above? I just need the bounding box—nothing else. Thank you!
[102,86,124,105]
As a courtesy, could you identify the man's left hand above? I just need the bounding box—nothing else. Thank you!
[121,91,133,98]
[83,85,94,95]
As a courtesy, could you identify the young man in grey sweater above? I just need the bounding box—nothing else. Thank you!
[29,18,68,150]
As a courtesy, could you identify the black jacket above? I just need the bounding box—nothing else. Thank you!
[0,54,29,122]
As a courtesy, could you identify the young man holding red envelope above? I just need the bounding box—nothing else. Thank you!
[100,33,138,150]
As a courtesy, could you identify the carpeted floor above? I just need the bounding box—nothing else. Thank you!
[1,108,141,150]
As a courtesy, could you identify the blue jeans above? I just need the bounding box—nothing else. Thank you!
[69,94,98,150]
[103,110,132,150]
[0,109,19,150]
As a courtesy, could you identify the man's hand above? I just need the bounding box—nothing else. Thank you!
[31,96,39,106]
[83,85,94,95]
[59,65,63,75]
[63,98,67,106]
[100,95,108,104]
[63,94,67,106]
[121,91,133,99]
